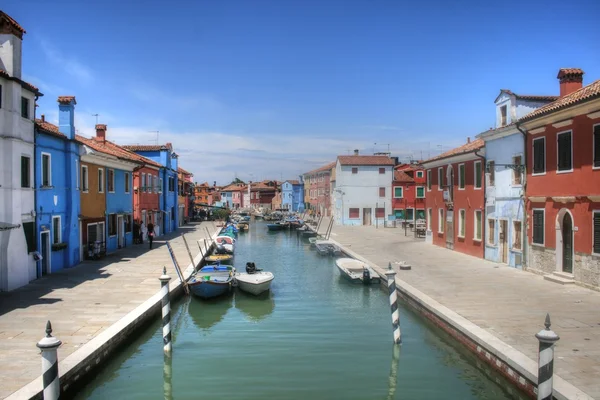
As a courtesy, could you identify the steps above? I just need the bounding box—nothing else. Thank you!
[544,271,575,285]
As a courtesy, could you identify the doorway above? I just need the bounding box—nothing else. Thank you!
[40,231,50,276]
[117,215,124,248]
[363,208,372,226]
[562,212,573,273]
[499,220,508,264]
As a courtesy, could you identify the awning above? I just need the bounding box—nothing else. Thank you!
[0,222,21,231]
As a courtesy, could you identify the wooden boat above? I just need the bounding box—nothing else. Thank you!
[188,265,235,298]
[266,222,287,231]
[237,222,249,231]
[335,258,380,284]
[205,254,233,263]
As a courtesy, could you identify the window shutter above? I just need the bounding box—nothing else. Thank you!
[594,126,600,168]
[558,133,572,170]
[460,165,465,187]
[533,140,545,173]
[594,213,600,254]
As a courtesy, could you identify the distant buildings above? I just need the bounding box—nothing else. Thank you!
[392,163,426,223]
[303,162,335,216]
[281,180,304,212]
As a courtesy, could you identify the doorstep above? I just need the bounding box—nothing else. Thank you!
[544,271,575,285]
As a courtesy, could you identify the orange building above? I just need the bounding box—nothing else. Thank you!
[194,182,210,207]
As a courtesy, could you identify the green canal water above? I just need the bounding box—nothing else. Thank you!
[74,221,522,400]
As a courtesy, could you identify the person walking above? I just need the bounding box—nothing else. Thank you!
[147,220,155,250]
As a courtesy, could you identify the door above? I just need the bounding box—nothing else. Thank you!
[363,208,372,226]
[499,220,508,263]
[562,213,573,273]
[117,215,124,248]
[446,209,454,249]
[41,231,50,276]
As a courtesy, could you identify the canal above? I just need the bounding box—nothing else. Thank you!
[74,221,523,400]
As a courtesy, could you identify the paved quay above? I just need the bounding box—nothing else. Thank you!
[325,222,600,399]
[0,221,219,400]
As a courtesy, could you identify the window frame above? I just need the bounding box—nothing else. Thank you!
[21,96,29,119]
[416,171,424,178]
[21,155,31,188]
[593,210,600,256]
[352,167,358,174]
[512,219,523,251]
[416,186,425,198]
[512,155,523,186]
[556,130,573,173]
[427,169,432,191]
[108,213,117,237]
[487,218,496,245]
[379,167,385,174]
[437,168,443,191]
[81,165,89,192]
[349,208,360,219]
[474,161,482,190]
[52,215,62,245]
[593,124,600,170]
[107,169,115,193]
[98,168,104,193]
[532,208,545,246]
[379,187,386,198]
[41,152,52,187]
[125,172,130,193]
[474,210,482,241]
[532,137,546,176]
[458,209,466,238]
[458,163,466,190]
[500,105,507,127]
[438,208,444,234]
[393,186,403,198]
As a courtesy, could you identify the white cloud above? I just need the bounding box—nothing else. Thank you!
[39,40,93,84]
[128,85,222,111]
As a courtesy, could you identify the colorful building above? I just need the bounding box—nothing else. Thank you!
[281,180,304,212]
[250,181,278,210]
[178,167,193,225]
[193,182,210,207]
[303,162,335,216]
[519,68,600,288]
[422,139,485,258]
[392,163,426,222]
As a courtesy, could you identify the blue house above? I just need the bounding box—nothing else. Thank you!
[123,143,178,234]
[34,97,81,275]
[281,180,304,212]
[476,89,556,268]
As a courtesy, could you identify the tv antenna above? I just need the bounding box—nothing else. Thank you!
[149,130,159,144]
[374,143,391,153]
[92,114,99,124]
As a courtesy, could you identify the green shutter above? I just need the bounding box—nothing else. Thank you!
[533,210,544,244]
[459,165,465,188]
[394,187,403,197]
[475,163,482,188]
[594,126,600,168]
[395,210,405,219]
[416,187,424,198]
[594,213,600,254]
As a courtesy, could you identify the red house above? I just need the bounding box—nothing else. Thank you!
[422,138,485,258]
[250,180,278,210]
[392,163,426,222]
[303,162,335,216]
[132,159,162,230]
[519,68,600,288]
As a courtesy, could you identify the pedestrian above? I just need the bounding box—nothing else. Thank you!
[147,220,155,250]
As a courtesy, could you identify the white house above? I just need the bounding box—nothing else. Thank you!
[0,12,43,291]
[333,151,395,226]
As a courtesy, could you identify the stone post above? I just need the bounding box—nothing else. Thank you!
[385,262,402,344]
[535,313,559,400]
[36,321,62,400]
[159,267,172,354]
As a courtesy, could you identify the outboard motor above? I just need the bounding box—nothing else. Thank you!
[362,268,371,284]
[246,262,256,274]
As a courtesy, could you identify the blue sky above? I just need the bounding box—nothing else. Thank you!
[4,0,600,184]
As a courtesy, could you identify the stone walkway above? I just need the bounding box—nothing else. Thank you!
[0,222,218,399]
[325,222,600,399]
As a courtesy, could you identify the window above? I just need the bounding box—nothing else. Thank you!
[416,186,425,198]
[379,187,386,197]
[593,211,600,255]
[169,177,175,192]
[81,165,89,192]
[21,156,30,188]
[394,187,403,198]
[52,216,61,244]
[488,219,495,245]
[159,178,163,193]
[474,210,482,241]
[513,220,522,251]
[107,169,115,192]
[108,214,117,236]
[532,209,545,245]
[458,209,466,238]
[500,105,507,126]
[376,208,385,218]
[125,173,130,193]
[125,214,132,233]
[437,168,443,191]
[349,208,360,219]
[474,161,482,189]
[458,164,465,189]
[21,97,29,118]
[98,168,104,193]
[427,208,432,231]
[416,209,425,221]
[23,222,36,253]
[415,171,423,179]
[394,209,405,220]
[379,167,385,174]
[171,207,175,221]
[152,175,157,193]
[557,131,572,172]
[406,208,414,221]
[487,161,495,186]
[427,170,432,191]
[352,167,358,174]
[594,125,600,168]
[40,153,52,187]
[533,137,545,174]
[438,209,444,233]
[141,173,146,192]
[512,155,522,185]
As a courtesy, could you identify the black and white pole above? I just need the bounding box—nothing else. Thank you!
[386,262,402,344]
[535,313,559,400]
[37,320,62,400]
[159,267,172,354]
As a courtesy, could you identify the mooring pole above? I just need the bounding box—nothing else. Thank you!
[37,320,62,400]
[535,313,559,400]
[159,267,172,354]
[385,262,402,344]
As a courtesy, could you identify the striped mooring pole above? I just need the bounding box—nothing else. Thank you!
[535,313,560,400]
[385,262,402,344]
[159,267,172,354]
[36,320,62,400]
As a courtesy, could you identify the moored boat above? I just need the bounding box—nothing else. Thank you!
[235,262,274,295]
[335,258,380,284]
[237,222,249,231]
[266,222,287,231]
[314,240,340,256]
[189,265,235,299]
[215,235,235,245]
[205,254,234,263]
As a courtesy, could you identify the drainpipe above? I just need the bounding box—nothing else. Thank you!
[516,121,528,269]
[33,95,39,269]
[474,148,486,258]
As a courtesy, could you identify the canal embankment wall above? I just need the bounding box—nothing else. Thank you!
[5,223,223,400]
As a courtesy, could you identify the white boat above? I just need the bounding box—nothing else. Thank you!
[335,258,380,284]
[235,262,274,295]
[215,235,236,244]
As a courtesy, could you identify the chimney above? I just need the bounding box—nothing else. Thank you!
[41,114,45,122]
[95,124,107,142]
[0,11,25,79]
[557,68,584,97]
[354,149,359,156]
[467,137,471,143]
[57,96,77,140]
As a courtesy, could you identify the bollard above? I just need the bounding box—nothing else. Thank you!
[37,320,62,400]
[535,313,559,400]
[385,262,402,344]
[159,267,172,354]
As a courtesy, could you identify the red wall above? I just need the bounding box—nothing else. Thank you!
[133,166,160,224]
[526,113,600,254]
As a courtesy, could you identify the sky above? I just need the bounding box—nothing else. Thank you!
[4,0,600,185]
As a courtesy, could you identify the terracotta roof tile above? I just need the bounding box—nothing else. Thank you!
[76,135,161,168]
[57,96,76,105]
[122,144,172,152]
[35,119,66,139]
[337,155,396,166]
[0,11,25,36]
[393,170,414,183]
[303,161,336,176]
[422,138,484,164]
[520,79,600,122]
[178,167,192,176]
[220,183,246,192]
[0,69,41,94]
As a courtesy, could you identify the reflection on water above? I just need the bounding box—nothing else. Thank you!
[187,295,234,331]
[386,344,400,400]
[163,354,172,400]
[234,290,275,322]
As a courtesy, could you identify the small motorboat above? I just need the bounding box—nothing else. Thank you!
[189,264,235,299]
[314,240,341,256]
[215,241,234,254]
[235,262,274,296]
[215,235,235,245]
[237,222,249,232]
[266,222,287,231]
[335,258,380,284]
[205,254,233,263]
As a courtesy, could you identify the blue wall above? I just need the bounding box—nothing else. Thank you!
[282,182,305,212]
[105,168,133,253]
